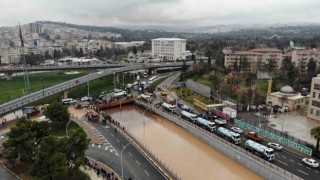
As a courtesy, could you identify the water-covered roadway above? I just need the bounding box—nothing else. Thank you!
[107,105,262,180]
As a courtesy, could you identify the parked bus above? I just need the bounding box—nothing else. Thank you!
[61,98,76,105]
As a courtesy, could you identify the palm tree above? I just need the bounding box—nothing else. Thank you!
[311,126,320,150]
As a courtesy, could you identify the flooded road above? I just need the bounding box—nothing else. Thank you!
[106,105,262,180]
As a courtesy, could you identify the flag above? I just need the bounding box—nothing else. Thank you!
[19,23,24,47]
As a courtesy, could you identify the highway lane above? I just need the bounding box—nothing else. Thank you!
[90,122,167,180]
[171,105,319,180]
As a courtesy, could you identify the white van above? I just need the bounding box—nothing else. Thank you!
[61,98,76,105]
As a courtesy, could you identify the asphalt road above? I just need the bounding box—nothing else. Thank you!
[86,122,167,180]
[171,105,320,180]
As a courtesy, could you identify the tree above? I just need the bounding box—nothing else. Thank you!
[44,50,51,59]
[307,58,317,80]
[287,62,299,87]
[44,100,70,125]
[215,52,225,70]
[311,126,320,150]
[3,118,51,165]
[234,57,239,72]
[31,136,68,180]
[263,59,278,77]
[239,56,249,72]
[132,46,137,55]
[205,48,213,68]
[78,48,84,57]
[64,129,90,174]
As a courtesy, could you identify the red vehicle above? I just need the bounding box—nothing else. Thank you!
[246,132,263,142]
[85,110,100,122]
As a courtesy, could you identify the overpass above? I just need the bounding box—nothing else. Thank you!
[0,62,191,116]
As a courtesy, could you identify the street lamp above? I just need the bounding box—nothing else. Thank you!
[66,119,72,138]
[121,142,131,180]
[258,107,261,128]
[279,95,288,133]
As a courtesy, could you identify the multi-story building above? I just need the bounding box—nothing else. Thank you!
[307,74,320,122]
[290,49,320,67]
[224,48,282,73]
[152,38,186,61]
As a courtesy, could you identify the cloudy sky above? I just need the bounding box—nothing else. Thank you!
[1,0,319,27]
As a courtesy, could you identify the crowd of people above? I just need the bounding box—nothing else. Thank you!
[85,157,119,180]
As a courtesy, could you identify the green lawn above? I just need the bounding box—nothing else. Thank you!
[50,121,81,137]
[174,88,216,105]
[255,79,268,94]
[1,71,135,105]
[0,71,89,104]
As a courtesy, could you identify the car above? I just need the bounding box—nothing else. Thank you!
[302,158,319,168]
[231,127,243,134]
[81,96,92,102]
[267,143,283,150]
[0,135,5,140]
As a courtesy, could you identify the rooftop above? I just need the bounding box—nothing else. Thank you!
[250,48,282,52]
[152,38,186,41]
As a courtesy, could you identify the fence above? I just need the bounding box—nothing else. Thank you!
[238,117,312,149]
[135,100,302,180]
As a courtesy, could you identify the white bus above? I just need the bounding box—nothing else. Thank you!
[148,76,158,84]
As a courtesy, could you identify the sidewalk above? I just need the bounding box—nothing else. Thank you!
[81,157,120,180]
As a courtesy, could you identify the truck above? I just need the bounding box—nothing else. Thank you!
[161,102,176,113]
[85,110,100,122]
[113,90,127,98]
[245,140,275,161]
[140,94,152,102]
[246,132,263,142]
[222,107,237,119]
[181,110,197,123]
[195,117,216,132]
[217,127,241,145]
[214,118,227,126]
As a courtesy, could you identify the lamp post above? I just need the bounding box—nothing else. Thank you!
[66,119,72,138]
[121,142,131,180]
[258,107,261,128]
[279,95,288,133]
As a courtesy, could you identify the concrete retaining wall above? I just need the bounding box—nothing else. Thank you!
[185,79,211,98]
[135,100,300,180]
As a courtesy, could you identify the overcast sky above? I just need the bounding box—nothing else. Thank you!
[1,0,320,27]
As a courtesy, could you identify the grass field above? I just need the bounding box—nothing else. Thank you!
[50,121,81,137]
[174,87,216,105]
[0,71,135,105]
[0,71,89,104]
[255,79,268,94]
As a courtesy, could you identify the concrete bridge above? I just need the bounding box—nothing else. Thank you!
[0,62,191,116]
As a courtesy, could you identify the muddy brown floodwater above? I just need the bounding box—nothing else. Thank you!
[106,105,262,180]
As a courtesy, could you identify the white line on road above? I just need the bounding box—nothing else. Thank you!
[298,163,303,166]
[306,167,311,170]
[116,139,120,143]
[136,160,140,165]
[98,145,101,148]
[275,153,279,155]
[144,170,149,176]
[289,159,295,162]
[92,144,95,147]
[315,170,319,173]
[129,152,133,157]
[281,156,286,159]
[122,145,125,148]
[298,169,309,175]
[277,160,288,166]
[111,134,114,137]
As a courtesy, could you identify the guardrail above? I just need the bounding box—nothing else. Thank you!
[135,100,302,180]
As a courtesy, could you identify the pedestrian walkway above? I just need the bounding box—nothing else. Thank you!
[82,157,120,180]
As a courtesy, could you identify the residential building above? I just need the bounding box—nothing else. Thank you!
[290,49,320,67]
[224,48,282,73]
[114,41,145,49]
[152,38,186,61]
[307,74,320,122]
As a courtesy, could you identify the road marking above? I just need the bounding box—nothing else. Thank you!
[281,156,286,159]
[275,153,279,155]
[136,160,140,165]
[315,170,319,173]
[298,163,303,166]
[115,153,119,156]
[277,160,288,166]
[298,169,309,175]
[92,144,95,147]
[116,139,120,143]
[122,145,125,148]
[105,146,111,150]
[144,170,149,176]
[289,159,295,162]
[104,126,110,128]
[306,167,311,170]
[98,145,101,148]
[129,152,133,157]
[111,134,114,137]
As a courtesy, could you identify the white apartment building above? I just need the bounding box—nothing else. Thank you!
[307,74,320,122]
[152,38,186,61]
